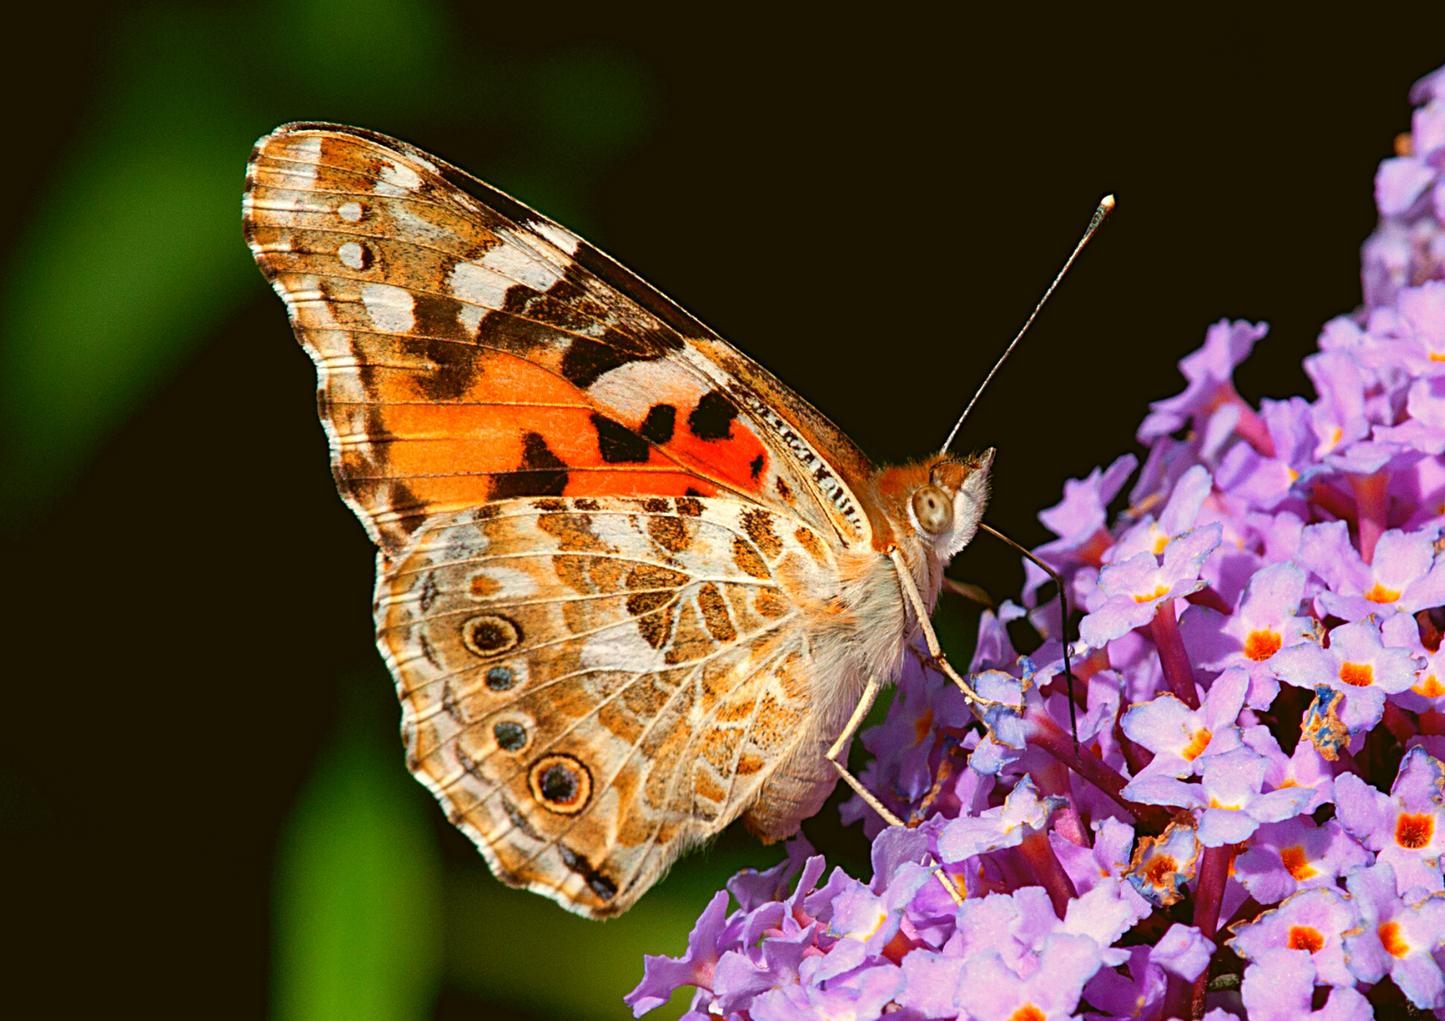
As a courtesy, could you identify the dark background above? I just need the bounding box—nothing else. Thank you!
[3,3,1443,1017]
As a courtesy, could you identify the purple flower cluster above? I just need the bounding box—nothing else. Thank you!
[629,66,1445,1021]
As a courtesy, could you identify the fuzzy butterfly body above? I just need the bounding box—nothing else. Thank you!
[244,124,993,916]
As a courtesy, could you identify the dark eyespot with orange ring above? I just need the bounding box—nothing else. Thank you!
[529,754,592,814]
[911,485,954,534]
[462,614,522,657]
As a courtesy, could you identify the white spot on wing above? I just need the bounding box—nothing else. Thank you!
[374,160,422,196]
[276,273,338,328]
[529,219,582,255]
[449,261,514,336]
[361,282,415,334]
[450,262,512,308]
[338,201,363,222]
[338,242,365,269]
[481,242,562,292]
[580,625,665,673]
[279,134,322,181]
[587,359,708,416]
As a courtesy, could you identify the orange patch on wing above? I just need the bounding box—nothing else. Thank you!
[566,472,717,499]
[664,400,771,495]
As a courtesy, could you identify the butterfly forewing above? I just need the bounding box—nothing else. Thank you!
[376,495,839,915]
[243,124,875,554]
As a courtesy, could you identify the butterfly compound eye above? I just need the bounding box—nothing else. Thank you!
[911,485,954,535]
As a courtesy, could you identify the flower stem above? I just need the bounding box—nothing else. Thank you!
[1189,844,1236,1018]
[1184,586,1232,614]
[1382,701,1418,744]
[1229,392,1276,458]
[1150,600,1200,709]
[1025,707,1173,833]
[1018,828,1077,918]
[1033,758,1086,846]
[1310,479,1358,521]
[1349,470,1390,565]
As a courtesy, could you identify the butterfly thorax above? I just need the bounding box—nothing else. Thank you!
[738,449,994,840]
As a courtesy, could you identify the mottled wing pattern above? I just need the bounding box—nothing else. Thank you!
[242,124,877,555]
[377,494,840,916]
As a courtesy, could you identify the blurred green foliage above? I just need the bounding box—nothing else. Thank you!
[273,683,445,1021]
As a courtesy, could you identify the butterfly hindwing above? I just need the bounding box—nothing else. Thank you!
[375,495,841,916]
[243,124,877,554]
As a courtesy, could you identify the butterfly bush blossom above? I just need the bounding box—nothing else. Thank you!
[629,66,1445,1021]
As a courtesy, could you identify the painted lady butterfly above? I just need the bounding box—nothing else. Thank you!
[242,124,1080,917]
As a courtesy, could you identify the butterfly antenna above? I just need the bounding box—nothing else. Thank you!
[940,195,1115,454]
[978,523,1082,760]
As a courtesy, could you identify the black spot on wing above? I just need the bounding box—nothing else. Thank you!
[560,335,646,389]
[558,844,618,903]
[590,412,650,463]
[750,453,765,480]
[408,331,482,401]
[640,404,677,444]
[687,391,737,441]
[383,479,430,539]
[490,432,569,498]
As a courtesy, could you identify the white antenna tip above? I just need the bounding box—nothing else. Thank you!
[1100,194,1116,211]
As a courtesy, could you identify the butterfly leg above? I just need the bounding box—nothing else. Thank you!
[887,547,1008,717]
[826,675,965,907]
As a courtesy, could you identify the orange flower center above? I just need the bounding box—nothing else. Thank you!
[1396,813,1434,850]
[1365,582,1402,604]
[1182,728,1213,761]
[1279,845,1318,881]
[914,708,934,746]
[1078,528,1115,566]
[1245,630,1283,661]
[1288,926,1325,953]
[1379,921,1411,958]
[1431,351,1445,363]
[1339,662,1374,687]
[1414,674,1445,698]
[1010,1007,1046,1021]
[1144,855,1178,887]
[1135,584,1171,604]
